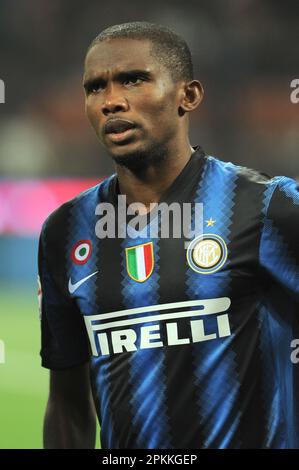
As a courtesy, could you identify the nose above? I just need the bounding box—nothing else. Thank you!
[101,84,129,116]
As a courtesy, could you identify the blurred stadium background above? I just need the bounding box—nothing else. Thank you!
[0,0,298,448]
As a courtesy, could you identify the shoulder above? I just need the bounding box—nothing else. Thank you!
[205,154,272,187]
[205,154,297,196]
[205,154,299,213]
[40,176,113,242]
[263,176,299,223]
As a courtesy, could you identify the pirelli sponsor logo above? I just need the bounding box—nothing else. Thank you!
[84,298,231,357]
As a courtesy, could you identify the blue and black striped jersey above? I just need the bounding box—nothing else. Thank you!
[38,147,299,448]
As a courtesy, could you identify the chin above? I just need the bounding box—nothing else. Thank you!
[109,141,168,173]
[111,148,149,172]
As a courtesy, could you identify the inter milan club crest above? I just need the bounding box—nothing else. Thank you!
[71,240,92,265]
[125,242,154,282]
[187,233,228,274]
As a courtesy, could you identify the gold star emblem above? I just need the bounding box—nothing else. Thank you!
[206,218,216,227]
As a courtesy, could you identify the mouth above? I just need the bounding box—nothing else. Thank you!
[104,119,137,144]
[106,127,137,143]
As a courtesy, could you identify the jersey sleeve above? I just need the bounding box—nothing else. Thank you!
[38,220,90,370]
[259,176,299,299]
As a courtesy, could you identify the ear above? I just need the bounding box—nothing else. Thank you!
[179,80,204,113]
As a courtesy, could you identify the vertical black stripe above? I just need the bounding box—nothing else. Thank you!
[159,238,205,448]
[95,182,138,448]
[158,157,206,448]
[226,168,269,448]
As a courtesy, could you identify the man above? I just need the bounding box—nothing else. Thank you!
[38,22,299,449]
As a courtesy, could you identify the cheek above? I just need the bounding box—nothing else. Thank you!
[140,94,178,131]
[140,86,178,119]
[85,102,100,131]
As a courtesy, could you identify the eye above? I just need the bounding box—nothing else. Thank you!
[91,83,104,94]
[91,85,101,93]
[123,76,143,86]
[85,80,105,95]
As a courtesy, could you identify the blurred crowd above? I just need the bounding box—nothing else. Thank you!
[0,0,298,179]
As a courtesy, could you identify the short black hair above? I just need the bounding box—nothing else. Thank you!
[87,21,193,82]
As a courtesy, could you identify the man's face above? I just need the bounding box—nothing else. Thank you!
[83,38,183,166]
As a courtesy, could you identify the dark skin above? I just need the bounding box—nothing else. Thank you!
[83,38,204,212]
[44,363,96,449]
[44,38,203,449]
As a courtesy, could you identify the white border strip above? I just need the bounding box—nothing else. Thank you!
[87,298,230,322]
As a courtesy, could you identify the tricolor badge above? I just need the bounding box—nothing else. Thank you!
[125,242,154,282]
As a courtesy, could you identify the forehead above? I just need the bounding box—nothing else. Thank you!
[84,38,160,78]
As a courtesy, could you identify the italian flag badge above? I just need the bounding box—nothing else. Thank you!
[125,242,154,282]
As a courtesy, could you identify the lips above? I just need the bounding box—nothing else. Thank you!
[104,119,136,135]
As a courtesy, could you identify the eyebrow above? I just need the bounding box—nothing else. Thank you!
[83,69,152,90]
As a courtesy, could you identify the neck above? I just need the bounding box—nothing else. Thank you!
[115,138,194,213]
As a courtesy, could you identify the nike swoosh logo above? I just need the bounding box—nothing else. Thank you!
[68,271,98,294]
